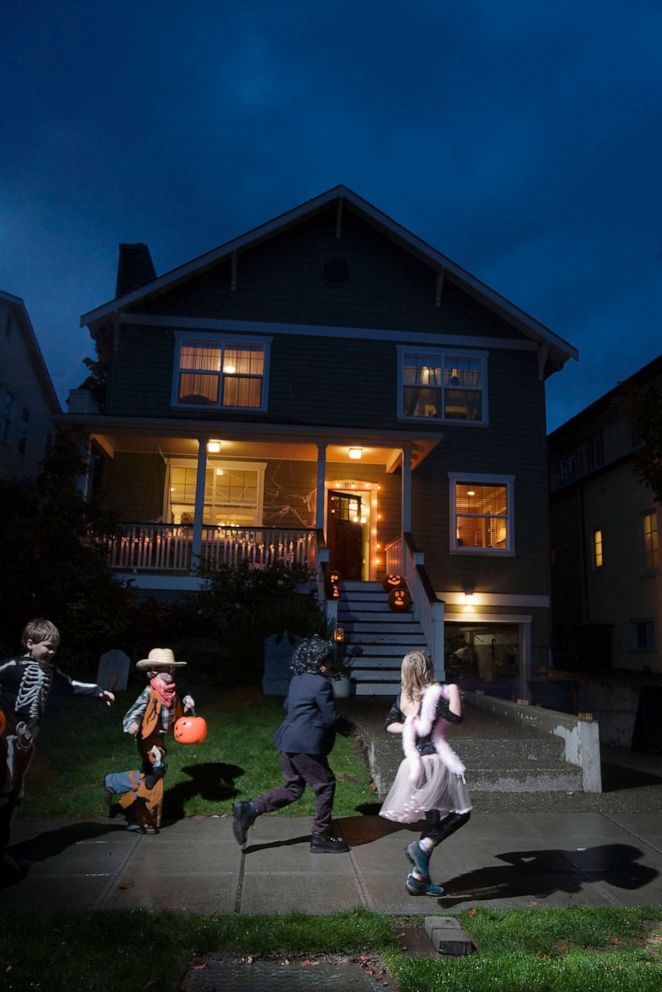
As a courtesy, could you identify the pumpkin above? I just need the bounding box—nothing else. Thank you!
[174,715,208,745]
[382,573,405,592]
[0,709,5,735]
[388,586,412,612]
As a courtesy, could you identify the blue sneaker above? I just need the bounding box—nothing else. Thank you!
[405,872,445,896]
[405,840,431,880]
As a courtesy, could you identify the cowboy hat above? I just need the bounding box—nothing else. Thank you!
[136,647,187,671]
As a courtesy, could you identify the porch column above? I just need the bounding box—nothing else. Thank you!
[191,437,208,567]
[401,441,412,533]
[315,442,327,531]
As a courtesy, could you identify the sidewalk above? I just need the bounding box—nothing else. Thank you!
[3,807,662,913]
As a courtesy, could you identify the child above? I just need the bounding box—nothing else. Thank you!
[0,619,115,874]
[104,648,194,834]
[232,635,350,853]
[380,650,471,896]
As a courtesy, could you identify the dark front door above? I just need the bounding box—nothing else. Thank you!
[327,491,363,580]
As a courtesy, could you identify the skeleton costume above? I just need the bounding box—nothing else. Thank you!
[0,655,104,853]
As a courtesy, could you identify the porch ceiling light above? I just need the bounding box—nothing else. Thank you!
[207,439,222,454]
[348,447,363,460]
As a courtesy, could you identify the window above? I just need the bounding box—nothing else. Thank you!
[18,407,29,456]
[631,619,655,651]
[642,511,660,571]
[173,335,269,410]
[1,389,15,443]
[449,473,514,553]
[398,348,486,423]
[593,529,603,569]
[166,459,265,527]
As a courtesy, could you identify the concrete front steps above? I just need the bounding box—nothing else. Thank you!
[342,697,584,796]
[337,580,427,695]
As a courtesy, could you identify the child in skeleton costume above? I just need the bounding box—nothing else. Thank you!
[104,648,194,834]
[380,650,471,896]
[0,619,115,872]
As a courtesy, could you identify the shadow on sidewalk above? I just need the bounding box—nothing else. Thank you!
[2,820,128,888]
[437,843,659,907]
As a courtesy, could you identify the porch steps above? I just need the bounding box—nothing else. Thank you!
[336,580,427,695]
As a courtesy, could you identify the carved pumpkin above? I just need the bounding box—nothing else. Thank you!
[382,573,405,592]
[388,586,412,612]
[329,570,341,584]
[174,715,208,745]
[0,709,5,735]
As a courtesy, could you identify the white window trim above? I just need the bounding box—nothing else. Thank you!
[630,617,656,651]
[164,457,267,526]
[171,332,271,412]
[396,345,488,425]
[448,471,515,556]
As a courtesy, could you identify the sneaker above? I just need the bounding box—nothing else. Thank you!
[232,800,257,847]
[405,872,445,897]
[310,831,349,853]
[127,822,141,832]
[405,840,431,880]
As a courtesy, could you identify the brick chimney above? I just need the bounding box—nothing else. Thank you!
[115,243,157,298]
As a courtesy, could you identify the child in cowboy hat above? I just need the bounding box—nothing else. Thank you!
[103,648,194,833]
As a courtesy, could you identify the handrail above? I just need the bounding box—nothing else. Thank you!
[315,528,337,631]
[402,532,445,679]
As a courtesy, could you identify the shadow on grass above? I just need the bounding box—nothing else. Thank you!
[163,762,244,822]
[437,843,659,908]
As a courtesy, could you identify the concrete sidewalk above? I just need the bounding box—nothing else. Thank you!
[3,808,662,914]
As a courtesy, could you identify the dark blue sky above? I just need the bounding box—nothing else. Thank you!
[2,0,661,430]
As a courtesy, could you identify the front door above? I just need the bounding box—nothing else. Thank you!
[327,491,363,580]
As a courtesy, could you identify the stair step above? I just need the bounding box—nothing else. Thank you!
[343,621,422,633]
[341,581,383,590]
[339,608,413,620]
[344,633,426,645]
[348,643,424,657]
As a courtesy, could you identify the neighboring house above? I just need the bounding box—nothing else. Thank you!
[0,291,61,479]
[549,354,662,675]
[63,185,577,695]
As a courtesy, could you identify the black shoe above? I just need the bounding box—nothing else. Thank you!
[310,831,349,853]
[232,800,256,847]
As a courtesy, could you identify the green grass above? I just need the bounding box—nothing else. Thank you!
[20,685,375,819]
[1,908,662,992]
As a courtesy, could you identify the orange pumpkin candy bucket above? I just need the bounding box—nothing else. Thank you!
[174,714,208,745]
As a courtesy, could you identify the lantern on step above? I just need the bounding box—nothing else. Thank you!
[174,715,208,745]
[388,586,412,612]
[382,573,405,592]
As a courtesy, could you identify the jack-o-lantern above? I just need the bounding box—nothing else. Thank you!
[327,569,341,599]
[329,570,341,584]
[0,709,5,735]
[382,573,405,592]
[174,715,208,745]
[388,586,412,612]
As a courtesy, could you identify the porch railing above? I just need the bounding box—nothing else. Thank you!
[384,533,445,679]
[103,523,316,572]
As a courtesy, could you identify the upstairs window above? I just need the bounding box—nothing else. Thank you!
[449,473,514,553]
[399,348,487,424]
[642,511,660,572]
[593,529,603,569]
[173,335,269,411]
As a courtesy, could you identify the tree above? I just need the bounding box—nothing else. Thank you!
[616,380,662,504]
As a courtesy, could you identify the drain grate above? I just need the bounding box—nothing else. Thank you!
[182,956,391,991]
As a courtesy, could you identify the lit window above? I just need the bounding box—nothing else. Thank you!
[593,529,603,569]
[166,459,265,527]
[399,348,486,423]
[631,619,655,651]
[449,474,514,553]
[174,336,268,410]
[642,511,659,571]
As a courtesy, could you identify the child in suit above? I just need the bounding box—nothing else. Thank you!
[232,635,350,853]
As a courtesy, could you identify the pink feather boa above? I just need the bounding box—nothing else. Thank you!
[401,683,466,785]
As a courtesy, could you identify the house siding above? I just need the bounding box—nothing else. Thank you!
[102,451,165,521]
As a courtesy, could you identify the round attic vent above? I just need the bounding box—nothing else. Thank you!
[322,257,351,286]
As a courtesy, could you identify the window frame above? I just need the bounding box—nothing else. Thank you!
[396,346,488,425]
[592,528,604,570]
[630,618,656,652]
[171,333,271,412]
[641,510,660,573]
[164,457,267,526]
[448,472,515,556]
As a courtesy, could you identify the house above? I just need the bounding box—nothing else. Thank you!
[62,185,577,695]
[549,355,662,676]
[0,291,61,479]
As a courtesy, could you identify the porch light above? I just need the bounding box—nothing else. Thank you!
[207,439,222,454]
[463,584,475,606]
[348,447,363,460]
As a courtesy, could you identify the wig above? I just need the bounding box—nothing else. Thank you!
[290,634,335,675]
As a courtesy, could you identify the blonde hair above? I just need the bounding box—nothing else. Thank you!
[401,650,434,704]
[22,618,61,648]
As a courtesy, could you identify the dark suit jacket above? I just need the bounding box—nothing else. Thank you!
[273,673,341,757]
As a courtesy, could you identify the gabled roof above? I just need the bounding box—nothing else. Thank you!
[0,291,61,413]
[80,185,578,368]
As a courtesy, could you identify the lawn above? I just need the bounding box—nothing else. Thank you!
[20,684,375,819]
[2,907,662,992]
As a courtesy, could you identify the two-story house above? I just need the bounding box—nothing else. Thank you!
[0,291,61,480]
[549,354,662,675]
[63,186,577,697]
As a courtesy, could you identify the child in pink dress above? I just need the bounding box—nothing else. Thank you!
[380,650,471,896]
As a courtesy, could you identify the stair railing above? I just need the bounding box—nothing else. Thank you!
[315,528,338,631]
[402,532,445,680]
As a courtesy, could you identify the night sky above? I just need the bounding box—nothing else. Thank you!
[2,1,661,431]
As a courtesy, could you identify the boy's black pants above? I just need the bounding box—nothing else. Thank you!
[253,751,336,834]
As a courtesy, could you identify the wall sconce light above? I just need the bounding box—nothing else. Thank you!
[333,627,345,643]
[207,439,222,454]
[463,585,475,606]
[348,447,363,460]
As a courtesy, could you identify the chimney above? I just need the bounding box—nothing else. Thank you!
[115,243,157,298]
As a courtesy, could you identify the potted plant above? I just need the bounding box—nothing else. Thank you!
[332,638,355,699]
